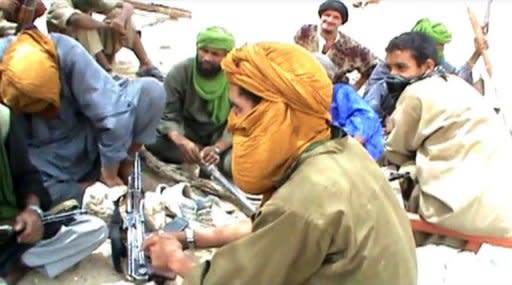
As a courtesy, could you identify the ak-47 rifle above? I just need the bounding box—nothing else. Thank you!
[124,152,152,282]
[123,152,175,284]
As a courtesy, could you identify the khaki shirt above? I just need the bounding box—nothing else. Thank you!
[185,138,417,285]
[386,75,512,237]
[47,0,122,29]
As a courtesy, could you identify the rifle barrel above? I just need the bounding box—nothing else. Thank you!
[204,165,256,216]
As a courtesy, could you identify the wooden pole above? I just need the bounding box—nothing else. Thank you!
[124,0,192,20]
[466,4,493,78]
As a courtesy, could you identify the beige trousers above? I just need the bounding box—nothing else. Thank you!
[64,9,137,56]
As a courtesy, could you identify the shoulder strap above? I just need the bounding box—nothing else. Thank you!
[0,104,11,143]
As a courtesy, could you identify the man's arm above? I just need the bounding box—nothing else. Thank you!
[184,204,330,284]
[158,62,188,142]
[361,62,390,121]
[385,92,423,166]
[336,85,381,143]
[173,218,251,249]
[47,0,108,31]
[56,35,131,174]
[213,127,232,153]
[110,2,133,23]
[7,112,51,211]
[293,24,318,52]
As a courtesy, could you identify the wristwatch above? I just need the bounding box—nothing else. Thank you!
[27,205,44,220]
[184,228,196,249]
[213,146,222,155]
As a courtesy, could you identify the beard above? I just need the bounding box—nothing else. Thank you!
[196,57,222,78]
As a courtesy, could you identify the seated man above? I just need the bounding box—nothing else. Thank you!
[0,0,46,36]
[0,29,165,207]
[143,42,417,284]
[364,18,484,123]
[294,0,378,90]
[384,32,512,247]
[0,103,107,284]
[47,0,163,80]
[146,26,235,176]
[315,53,384,161]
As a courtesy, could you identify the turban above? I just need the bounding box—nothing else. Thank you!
[318,0,349,24]
[0,29,61,118]
[194,26,235,125]
[412,18,452,44]
[222,42,333,199]
[196,26,235,51]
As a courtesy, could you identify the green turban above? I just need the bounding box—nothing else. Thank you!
[412,18,452,44]
[196,26,235,51]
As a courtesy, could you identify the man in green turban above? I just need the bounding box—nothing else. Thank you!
[412,18,453,60]
[146,26,235,176]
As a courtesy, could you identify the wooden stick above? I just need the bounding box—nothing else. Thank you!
[466,4,493,78]
[124,0,192,20]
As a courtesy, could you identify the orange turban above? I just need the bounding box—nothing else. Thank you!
[0,29,61,118]
[222,42,333,198]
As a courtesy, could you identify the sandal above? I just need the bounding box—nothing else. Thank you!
[136,66,164,82]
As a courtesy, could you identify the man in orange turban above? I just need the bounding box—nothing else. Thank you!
[143,42,417,285]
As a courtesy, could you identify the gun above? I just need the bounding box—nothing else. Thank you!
[0,209,87,238]
[202,164,256,216]
[125,152,151,281]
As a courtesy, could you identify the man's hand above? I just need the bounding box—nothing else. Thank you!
[100,166,124,187]
[143,232,196,277]
[384,116,394,135]
[105,18,126,35]
[474,36,489,56]
[0,0,19,13]
[170,133,201,163]
[15,208,44,244]
[200,146,220,166]
[353,135,367,145]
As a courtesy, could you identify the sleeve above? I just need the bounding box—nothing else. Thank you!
[184,204,330,285]
[351,41,378,78]
[384,91,424,165]
[362,62,389,118]
[362,80,387,119]
[343,92,381,140]
[293,24,318,52]
[91,0,123,14]
[57,35,131,166]
[156,64,187,136]
[456,65,474,84]
[7,113,51,211]
[47,0,82,29]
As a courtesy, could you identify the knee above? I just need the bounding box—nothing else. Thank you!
[139,78,166,111]
[77,215,109,243]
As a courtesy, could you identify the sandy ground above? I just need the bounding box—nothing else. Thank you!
[14,0,512,284]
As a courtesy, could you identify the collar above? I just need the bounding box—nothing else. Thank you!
[318,27,341,53]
